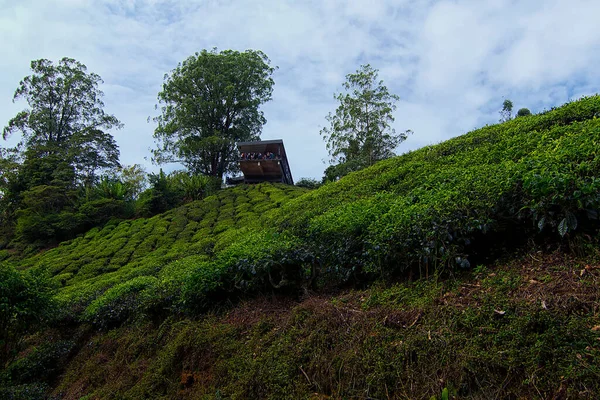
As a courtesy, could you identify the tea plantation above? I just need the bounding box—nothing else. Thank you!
[2,96,600,399]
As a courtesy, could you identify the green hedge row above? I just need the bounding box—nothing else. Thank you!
[13,96,600,325]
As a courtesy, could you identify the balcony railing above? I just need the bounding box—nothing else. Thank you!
[239,152,281,161]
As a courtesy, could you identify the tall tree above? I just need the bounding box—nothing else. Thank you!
[1,58,123,246]
[3,57,122,186]
[499,99,514,122]
[320,64,409,181]
[117,164,148,200]
[152,48,276,181]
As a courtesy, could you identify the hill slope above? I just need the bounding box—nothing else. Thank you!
[10,183,306,319]
[2,96,600,399]
[53,252,600,399]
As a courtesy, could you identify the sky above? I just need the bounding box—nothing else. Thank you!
[1,0,600,181]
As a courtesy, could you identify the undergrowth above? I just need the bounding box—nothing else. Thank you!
[49,252,600,399]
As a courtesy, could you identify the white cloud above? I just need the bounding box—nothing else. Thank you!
[1,0,599,181]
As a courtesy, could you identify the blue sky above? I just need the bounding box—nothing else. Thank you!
[1,0,600,180]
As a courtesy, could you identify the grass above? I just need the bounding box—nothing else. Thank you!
[48,251,600,399]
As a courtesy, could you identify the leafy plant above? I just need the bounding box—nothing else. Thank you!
[82,276,158,329]
[0,264,55,367]
[152,48,276,181]
[320,64,410,180]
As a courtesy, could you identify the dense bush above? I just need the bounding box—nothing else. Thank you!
[49,253,600,399]
[182,230,314,310]
[4,95,600,399]
[0,264,55,367]
[3,340,75,386]
[0,382,52,400]
[12,184,306,321]
[10,96,600,327]
[82,276,158,329]
[268,96,600,282]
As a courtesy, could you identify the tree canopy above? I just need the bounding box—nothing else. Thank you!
[499,99,514,122]
[320,64,409,181]
[3,57,122,186]
[152,49,276,181]
[1,58,123,247]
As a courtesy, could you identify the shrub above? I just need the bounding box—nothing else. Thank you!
[0,383,51,400]
[3,340,75,385]
[82,276,158,329]
[272,96,600,278]
[517,107,532,117]
[0,264,55,366]
[295,177,322,189]
[182,230,314,312]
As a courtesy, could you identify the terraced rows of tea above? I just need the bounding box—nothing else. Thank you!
[17,183,305,309]
[271,96,600,278]
[3,97,600,399]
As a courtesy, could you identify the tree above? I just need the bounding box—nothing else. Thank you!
[3,58,122,186]
[499,99,514,122]
[152,48,276,181]
[517,107,532,117]
[0,147,21,245]
[1,58,122,247]
[117,164,148,200]
[295,177,322,190]
[320,64,409,181]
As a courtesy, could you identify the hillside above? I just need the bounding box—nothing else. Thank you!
[2,96,600,399]
[7,183,307,321]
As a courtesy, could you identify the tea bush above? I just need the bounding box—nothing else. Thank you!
[268,96,600,281]
[15,183,307,321]
[6,96,600,399]
[10,96,600,327]
[82,276,158,329]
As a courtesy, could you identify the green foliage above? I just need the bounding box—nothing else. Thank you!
[117,164,148,200]
[137,169,220,217]
[500,98,514,122]
[517,107,532,117]
[50,255,600,399]
[82,276,158,329]
[320,64,409,180]
[137,169,184,216]
[5,96,600,398]
[152,48,276,180]
[1,57,123,248]
[3,340,75,386]
[14,185,79,244]
[181,229,315,311]
[12,183,305,321]
[169,171,221,202]
[274,95,600,281]
[0,264,54,367]
[2,57,122,185]
[0,382,51,400]
[13,96,600,322]
[295,177,322,189]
